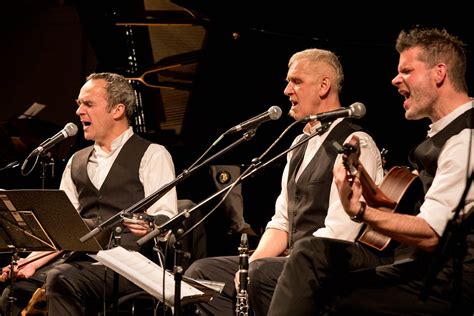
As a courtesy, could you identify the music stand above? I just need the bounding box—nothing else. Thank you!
[0,189,102,315]
[93,246,220,310]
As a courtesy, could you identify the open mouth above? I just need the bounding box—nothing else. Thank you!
[399,89,410,100]
[82,121,92,129]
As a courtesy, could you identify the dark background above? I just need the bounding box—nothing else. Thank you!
[0,0,472,254]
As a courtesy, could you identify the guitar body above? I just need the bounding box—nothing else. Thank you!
[338,135,424,251]
[357,166,424,251]
[21,286,47,316]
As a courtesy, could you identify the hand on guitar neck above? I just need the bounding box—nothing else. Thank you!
[336,135,423,251]
[339,136,398,209]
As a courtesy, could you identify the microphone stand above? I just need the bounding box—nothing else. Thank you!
[111,226,123,316]
[79,128,258,243]
[39,153,55,190]
[139,121,331,244]
[137,121,332,315]
[173,239,184,315]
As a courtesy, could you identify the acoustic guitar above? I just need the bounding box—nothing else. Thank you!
[21,285,46,316]
[339,135,423,251]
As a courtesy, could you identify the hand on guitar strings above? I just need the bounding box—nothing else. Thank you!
[334,161,364,219]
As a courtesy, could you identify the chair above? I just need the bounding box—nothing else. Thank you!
[113,290,159,316]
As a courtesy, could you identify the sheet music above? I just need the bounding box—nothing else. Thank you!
[95,246,204,307]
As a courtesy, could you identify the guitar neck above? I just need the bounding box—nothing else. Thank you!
[359,165,397,209]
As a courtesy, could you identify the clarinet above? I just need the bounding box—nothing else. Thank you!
[236,233,249,316]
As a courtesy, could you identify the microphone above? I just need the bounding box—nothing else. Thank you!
[302,102,366,123]
[226,106,282,134]
[30,122,78,156]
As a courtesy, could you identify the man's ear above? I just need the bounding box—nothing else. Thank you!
[319,76,331,98]
[112,104,125,119]
[433,63,447,85]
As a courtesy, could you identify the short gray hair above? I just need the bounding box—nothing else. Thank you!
[86,72,137,122]
[289,48,344,93]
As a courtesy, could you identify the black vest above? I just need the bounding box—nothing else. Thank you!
[287,120,364,248]
[408,108,473,263]
[71,134,151,251]
[409,108,473,193]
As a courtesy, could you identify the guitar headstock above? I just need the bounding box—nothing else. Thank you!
[333,135,361,182]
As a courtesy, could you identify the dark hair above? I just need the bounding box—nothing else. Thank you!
[396,28,468,93]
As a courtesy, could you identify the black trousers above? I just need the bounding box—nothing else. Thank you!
[268,237,474,315]
[45,256,143,316]
[184,255,287,316]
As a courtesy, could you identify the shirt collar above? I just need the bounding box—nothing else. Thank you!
[93,127,134,157]
[303,117,343,136]
[427,101,473,138]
